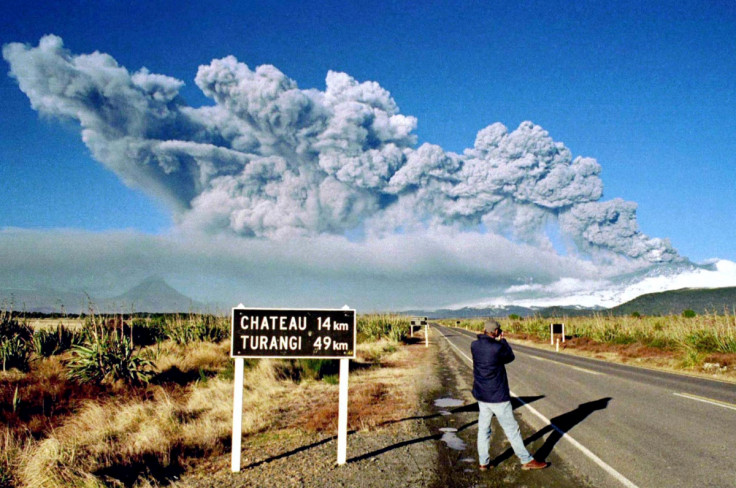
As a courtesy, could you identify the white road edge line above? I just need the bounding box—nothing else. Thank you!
[673,392,736,412]
[437,327,640,488]
[529,356,602,375]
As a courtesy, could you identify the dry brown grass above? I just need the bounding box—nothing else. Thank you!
[297,339,432,433]
[152,340,230,376]
[20,391,180,487]
[1,428,25,487]
[0,356,106,438]
[26,318,85,331]
[15,355,304,487]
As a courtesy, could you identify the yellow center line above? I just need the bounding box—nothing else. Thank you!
[673,392,736,412]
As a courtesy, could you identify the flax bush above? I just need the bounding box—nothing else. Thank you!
[67,332,155,385]
[0,313,33,372]
[164,314,229,345]
[127,317,168,346]
[32,324,80,357]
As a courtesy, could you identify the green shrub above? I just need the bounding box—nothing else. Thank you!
[124,318,167,346]
[684,330,729,353]
[643,336,677,350]
[218,359,236,380]
[164,315,228,345]
[300,358,339,380]
[0,314,33,371]
[682,309,697,318]
[0,313,33,341]
[0,336,31,372]
[680,347,704,369]
[66,333,154,385]
[32,324,79,357]
[507,317,548,339]
[322,374,339,385]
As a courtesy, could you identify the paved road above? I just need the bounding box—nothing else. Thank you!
[433,323,736,488]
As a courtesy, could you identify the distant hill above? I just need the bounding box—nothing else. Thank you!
[0,277,205,314]
[98,277,205,313]
[535,306,604,318]
[0,287,89,315]
[404,305,536,319]
[405,287,736,319]
[609,287,736,316]
[403,304,602,319]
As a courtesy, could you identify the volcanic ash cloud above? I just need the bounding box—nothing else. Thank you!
[3,35,679,265]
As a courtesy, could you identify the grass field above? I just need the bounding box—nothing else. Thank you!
[25,318,86,330]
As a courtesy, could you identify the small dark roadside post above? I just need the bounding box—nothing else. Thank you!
[550,323,565,351]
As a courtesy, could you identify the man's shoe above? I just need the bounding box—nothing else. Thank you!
[522,459,549,470]
[479,464,490,471]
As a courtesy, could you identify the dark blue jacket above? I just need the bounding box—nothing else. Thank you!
[471,334,515,403]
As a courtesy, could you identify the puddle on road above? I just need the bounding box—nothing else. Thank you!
[434,398,469,451]
[439,427,467,451]
[434,397,464,408]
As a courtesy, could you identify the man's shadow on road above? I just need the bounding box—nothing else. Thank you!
[491,397,612,466]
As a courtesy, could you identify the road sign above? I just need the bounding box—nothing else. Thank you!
[230,306,356,472]
[231,308,356,359]
[550,322,565,348]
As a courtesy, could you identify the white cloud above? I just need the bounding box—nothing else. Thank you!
[1,36,700,309]
[3,35,680,266]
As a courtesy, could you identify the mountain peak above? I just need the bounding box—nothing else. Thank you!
[108,277,203,313]
[121,277,177,296]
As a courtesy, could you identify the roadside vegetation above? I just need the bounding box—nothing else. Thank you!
[0,311,413,488]
[442,311,736,378]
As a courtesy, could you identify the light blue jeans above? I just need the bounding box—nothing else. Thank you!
[477,400,533,465]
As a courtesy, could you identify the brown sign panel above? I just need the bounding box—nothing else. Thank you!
[231,308,356,359]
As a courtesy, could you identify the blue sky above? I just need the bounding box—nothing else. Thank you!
[1,0,735,309]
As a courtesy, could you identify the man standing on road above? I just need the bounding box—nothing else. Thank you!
[471,319,549,471]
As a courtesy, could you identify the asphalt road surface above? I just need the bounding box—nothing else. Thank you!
[433,323,736,488]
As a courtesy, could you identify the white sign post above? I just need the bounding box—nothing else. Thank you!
[230,306,356,472]
[336,357,349,464]
[231,357,245,472]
